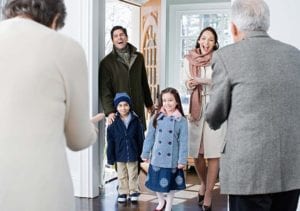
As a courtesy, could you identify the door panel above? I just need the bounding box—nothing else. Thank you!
[141,0,161,119]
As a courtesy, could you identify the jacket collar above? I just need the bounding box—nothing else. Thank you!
[115,111,138,120]
[244,30,269,39]
[112,42,137,56]
[112,42,138,68]
[157,109,183,121]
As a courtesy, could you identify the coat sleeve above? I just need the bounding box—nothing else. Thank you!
[178,118,188,165]
[99,59,115,116]
[136,120,145,161]
[59,39,97,151]
[140,54,154,108]
[141,118,155,160]
[205,52,231,130]
[106,126,116,165]
[183,58,194,92]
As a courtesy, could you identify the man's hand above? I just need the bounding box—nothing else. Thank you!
[147,105,156,115]
[107,113,116,125]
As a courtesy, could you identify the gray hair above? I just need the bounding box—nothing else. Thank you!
[231,0,270,32]
[3,0,66,29]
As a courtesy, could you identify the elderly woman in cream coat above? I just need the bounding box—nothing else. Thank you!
[0,1,104,211]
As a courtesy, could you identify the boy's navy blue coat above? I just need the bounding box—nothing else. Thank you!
[106,112,144,165]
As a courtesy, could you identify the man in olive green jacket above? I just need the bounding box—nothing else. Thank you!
[99,26,154,130]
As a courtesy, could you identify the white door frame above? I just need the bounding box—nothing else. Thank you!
[62,0,105,198]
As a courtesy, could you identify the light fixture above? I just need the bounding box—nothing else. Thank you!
[119,0,149,7]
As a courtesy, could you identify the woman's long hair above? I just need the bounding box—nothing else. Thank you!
[195,26,219,52]
[153,87,185,128]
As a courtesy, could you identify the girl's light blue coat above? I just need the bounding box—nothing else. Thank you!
[141,113,188,168]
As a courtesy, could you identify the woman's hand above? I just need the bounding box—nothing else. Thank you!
[142,158,149,163]
[90,113,105,124]
[186,79,197,89]
[187,78,209,88]
[177,164,185,169]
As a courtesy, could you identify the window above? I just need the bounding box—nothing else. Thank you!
[168,3,231,113]
[0,0,6,20]
[105,0,140,55]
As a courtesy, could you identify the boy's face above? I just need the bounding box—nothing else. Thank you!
[117,101,130,117]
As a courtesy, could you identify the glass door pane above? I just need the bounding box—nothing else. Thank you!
[175,8,231,113]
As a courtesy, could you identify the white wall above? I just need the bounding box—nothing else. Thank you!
[60,0,104,198]
[230,0,300,49]
[265,0,300,49]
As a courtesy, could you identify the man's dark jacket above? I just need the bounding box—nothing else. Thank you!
[99,43,153,129]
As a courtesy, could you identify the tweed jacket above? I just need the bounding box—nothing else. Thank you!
[0,18,97,211]
[205,31,300,194]
[141,112,188,168]
[106,112,144,165]
[99,43,153,129]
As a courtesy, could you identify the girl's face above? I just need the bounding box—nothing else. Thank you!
[198,30,216,54]
[162,93,177,114]
[116,101,130,117]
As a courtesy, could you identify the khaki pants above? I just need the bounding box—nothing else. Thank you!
[116,161,139,195]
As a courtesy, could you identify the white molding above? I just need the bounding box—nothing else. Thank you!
[64,0,101,198]
[160,1,167,89]
[78,0,101,198]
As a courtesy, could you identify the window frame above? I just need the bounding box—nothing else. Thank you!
[167,2,231,93]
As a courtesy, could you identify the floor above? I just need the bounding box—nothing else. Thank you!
[75,167,228,211]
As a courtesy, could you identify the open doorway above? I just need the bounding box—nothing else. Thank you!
[0,0,6,20]
[102,0,141,184]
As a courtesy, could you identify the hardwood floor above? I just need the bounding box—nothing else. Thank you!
[75,167,228,211]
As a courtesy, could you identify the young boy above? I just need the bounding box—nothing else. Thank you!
[106,92,144,203]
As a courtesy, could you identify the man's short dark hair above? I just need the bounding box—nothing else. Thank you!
[110,26,128,40]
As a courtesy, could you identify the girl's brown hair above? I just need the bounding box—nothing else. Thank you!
[153,87,185,128]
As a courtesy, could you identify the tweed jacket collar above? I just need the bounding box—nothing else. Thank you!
[244,31,270,39]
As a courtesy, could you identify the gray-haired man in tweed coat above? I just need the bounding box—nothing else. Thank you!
[205,0,300,210]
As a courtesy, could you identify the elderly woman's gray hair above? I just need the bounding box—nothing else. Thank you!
[231,0,270,32]
[3,0,66,29]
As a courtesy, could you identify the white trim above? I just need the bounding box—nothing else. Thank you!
[64,0,102,198]
[160,1,167,88]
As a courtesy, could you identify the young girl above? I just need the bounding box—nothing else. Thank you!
[141,87,188,211]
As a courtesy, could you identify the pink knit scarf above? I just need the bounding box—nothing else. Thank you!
[185,48,212,122]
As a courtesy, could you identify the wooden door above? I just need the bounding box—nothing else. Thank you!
[141,0,161,119]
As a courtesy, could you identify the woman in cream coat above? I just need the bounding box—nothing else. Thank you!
[0,1,103,210]
[184,27,226,210]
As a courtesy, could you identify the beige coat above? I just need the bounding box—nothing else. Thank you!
[184,59,226,158]
[0,18,97,211]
